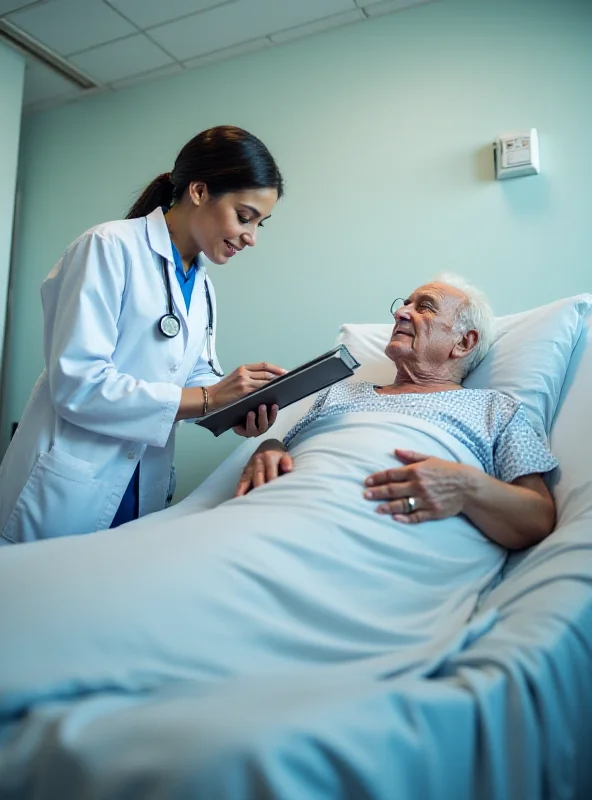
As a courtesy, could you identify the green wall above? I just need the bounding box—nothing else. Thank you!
[0,41,24,389]
[2,0,591,501]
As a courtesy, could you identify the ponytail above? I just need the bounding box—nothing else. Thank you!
[125,126,284,221]
[126,172,174,219]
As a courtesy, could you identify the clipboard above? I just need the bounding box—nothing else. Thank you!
[196,344,360,436]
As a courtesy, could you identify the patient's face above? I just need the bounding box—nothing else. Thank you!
[385,282,466,370]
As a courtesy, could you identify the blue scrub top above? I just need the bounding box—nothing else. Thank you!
[171,241,198,312]
[110,241,199,529]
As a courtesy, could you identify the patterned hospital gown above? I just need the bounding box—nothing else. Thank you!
[284,382,558,483]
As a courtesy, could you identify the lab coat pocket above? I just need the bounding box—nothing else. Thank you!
[42,447,97,479]
[3,448,107,543]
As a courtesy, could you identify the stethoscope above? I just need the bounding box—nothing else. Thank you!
[158,257,224,377]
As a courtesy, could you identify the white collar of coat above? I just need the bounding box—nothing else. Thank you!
[145,206,205,272]
[145,206,174,263]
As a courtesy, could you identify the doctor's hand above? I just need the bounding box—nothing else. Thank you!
[232,403,280,438]
[363,449,471,523]
[234,439,293,497]
[177,363,285,425]
[209,362,284,403]
[209,362,285,437]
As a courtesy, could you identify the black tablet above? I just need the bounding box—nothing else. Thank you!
[196,345,360,436]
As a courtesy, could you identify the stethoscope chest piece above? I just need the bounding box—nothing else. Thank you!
[159,313,181,338]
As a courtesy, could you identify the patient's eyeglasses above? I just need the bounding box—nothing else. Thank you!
[390,298,404,318]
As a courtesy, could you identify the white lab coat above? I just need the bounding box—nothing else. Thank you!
[0,207,222,544]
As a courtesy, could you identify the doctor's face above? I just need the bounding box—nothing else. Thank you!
[189,184,278,265]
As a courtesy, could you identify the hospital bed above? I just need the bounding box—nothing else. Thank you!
[0,294,591,799]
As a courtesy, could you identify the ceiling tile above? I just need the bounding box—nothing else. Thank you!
[110,62,183,90]
[0,0,44,15]
[6,0,136,55]
[358,0,435,16]
[22,59,81,105]
[149,0,356,62]
[69,33,175,84]
[107,0,235,31]
[270,9,364,45]
[183,36,271,70]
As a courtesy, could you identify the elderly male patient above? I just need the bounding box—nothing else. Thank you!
[237,273,557,551]
[0,275,557,713]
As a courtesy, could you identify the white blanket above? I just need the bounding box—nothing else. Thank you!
[0,413,505,719]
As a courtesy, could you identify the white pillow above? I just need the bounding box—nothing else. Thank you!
[337,294,592,441]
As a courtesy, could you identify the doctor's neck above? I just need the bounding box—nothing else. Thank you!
[164,205,201,271]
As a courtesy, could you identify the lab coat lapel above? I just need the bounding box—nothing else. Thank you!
[145,207,190,332]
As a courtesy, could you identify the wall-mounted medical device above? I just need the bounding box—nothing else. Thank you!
[494,128,540,180]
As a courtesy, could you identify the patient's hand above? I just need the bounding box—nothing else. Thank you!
[234,439,293,497]
[363,448,556,549]
[363,449,470,523]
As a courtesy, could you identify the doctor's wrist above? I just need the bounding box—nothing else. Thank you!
[176,387,208,421]
[206,382,225,412]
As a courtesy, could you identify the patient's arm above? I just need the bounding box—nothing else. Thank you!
[364,450,556,550]
[234,439,293,497]
[458,471,555,550]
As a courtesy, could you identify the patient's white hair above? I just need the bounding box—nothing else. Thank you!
[434,273,494,379]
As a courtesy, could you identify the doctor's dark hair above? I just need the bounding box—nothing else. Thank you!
[125,126,284,219]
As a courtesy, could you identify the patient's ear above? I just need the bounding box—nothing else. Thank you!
[451,329,479,361]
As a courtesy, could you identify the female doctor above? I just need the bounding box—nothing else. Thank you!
[0,125,285,545]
